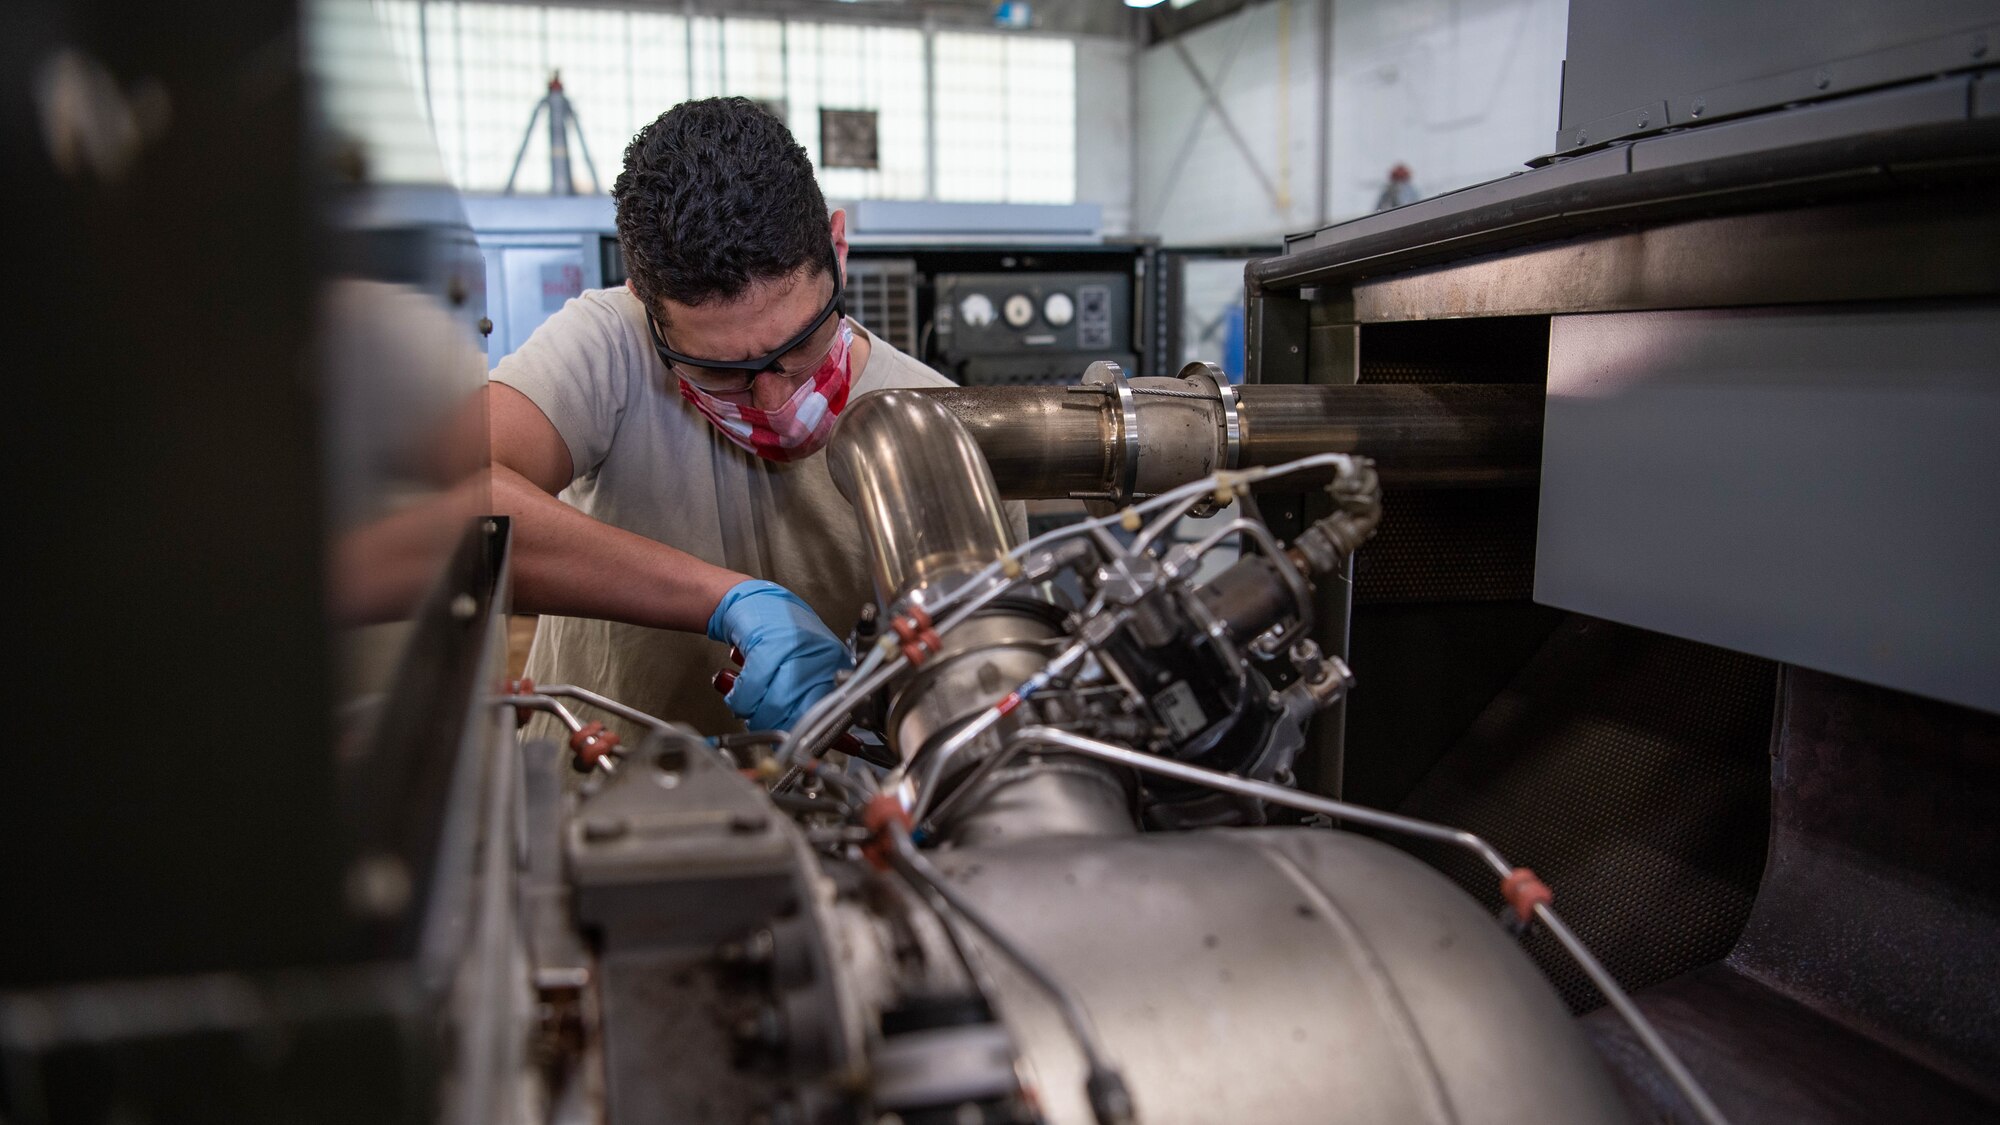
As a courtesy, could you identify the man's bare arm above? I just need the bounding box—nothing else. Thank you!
[486,382,742,632]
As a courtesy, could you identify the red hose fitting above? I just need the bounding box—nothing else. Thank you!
[908,604,944,655]
[505,677,536,727]
[889,612,928,665]
[1500,867,1553,924]
[890,605,946,667]
[569,721,621,771]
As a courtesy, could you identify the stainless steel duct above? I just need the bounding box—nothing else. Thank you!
[826,390,1089,817]
[827,388,1018,611]
[923,363,1543,502]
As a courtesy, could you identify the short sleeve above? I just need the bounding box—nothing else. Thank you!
[490,290,642,481]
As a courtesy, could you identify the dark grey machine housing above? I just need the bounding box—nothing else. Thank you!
[1554,0,1999,154]
[1245,0,2000,1120]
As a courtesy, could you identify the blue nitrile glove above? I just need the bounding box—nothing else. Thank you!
[706,579,853,732]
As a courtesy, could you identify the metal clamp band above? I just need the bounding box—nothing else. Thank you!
[1177,361,1241,471]
[1217,382,1242,470]
[1082,360,1140,504]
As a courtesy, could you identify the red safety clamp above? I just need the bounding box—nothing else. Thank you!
[889,604,945,667]
[569,720,621,772]
[504,677,536,728]
[1500,867,1554,924]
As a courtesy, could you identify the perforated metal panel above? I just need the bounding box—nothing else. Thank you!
[844,258,918,355]
[1354,489,1540,604]
[1359,360,1462,384]
[1357,317,1549,385]
[1393,616,1776,1014]
[1348,316,1546,603]
[1359,359,1536,384]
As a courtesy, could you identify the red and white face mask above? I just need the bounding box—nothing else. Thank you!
[677,321,855,463]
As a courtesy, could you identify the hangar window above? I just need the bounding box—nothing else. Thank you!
[364,1,1074,204]
[933,33,1076,205]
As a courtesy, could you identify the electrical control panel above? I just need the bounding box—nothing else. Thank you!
[933,271,1134,384]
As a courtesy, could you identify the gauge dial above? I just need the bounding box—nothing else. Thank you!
[1002,293,1036,328]
[1043,291,1075,327]
[959,292,996,328]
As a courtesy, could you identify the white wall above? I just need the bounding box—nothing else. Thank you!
[1327,0,1568,219]
[1076,36,1138,235]
[1136,0,1569,245]
[1136,0,1322,245]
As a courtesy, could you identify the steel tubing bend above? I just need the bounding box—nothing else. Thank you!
[828,388,1019,610]
[921,382,1542,501]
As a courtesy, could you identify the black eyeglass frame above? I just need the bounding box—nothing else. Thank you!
[645,253,846,391]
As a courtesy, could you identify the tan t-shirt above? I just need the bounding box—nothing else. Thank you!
[493,285,1015,741]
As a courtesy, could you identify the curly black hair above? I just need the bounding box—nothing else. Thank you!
[613,97,831,313]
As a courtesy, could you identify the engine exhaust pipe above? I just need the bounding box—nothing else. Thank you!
[826,388,1018,612]
[921,362,1542,503]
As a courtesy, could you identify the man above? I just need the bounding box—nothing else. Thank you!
[1373,162,1421,211]
[488,97,998,740]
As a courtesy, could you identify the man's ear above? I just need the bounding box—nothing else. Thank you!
[830,208,849,281]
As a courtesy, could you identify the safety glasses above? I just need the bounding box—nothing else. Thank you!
[646,255,846,395]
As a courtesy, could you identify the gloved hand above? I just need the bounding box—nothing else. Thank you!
[706,579,852,732]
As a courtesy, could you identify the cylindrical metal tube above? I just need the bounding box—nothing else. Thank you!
[1238,383,1542,488]
[927,386,1114,499]
[828,389,1017,609]
[920,382,1541,500]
